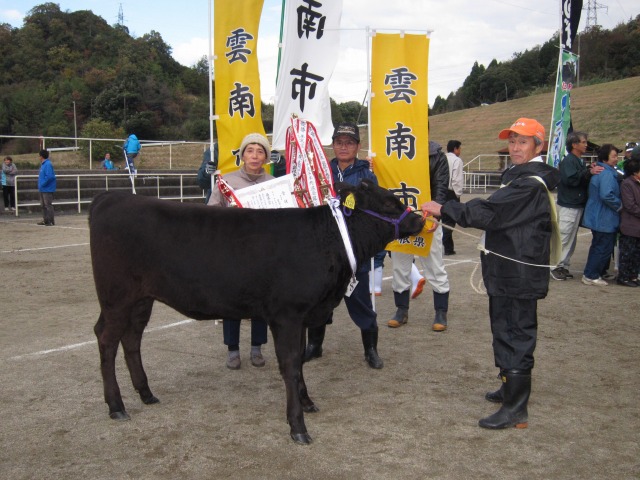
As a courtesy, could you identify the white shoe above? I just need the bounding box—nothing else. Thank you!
[581,275,608,286]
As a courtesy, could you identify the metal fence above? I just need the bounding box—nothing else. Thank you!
[0,134,209,170]
[12,172,204,216]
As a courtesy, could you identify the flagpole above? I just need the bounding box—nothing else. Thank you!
[275,0,286,85]
[547,0,563,165]
[366,26,373,162]
[208,0,215,154]
[365,26,376,310]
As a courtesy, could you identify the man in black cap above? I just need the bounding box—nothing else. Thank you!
[303,123,385,369]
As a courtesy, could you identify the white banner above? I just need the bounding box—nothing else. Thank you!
[272,0,343,149]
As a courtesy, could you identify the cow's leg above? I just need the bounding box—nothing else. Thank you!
[270,321,312,444]
[120,298,159,406]
[94,311,130,420]
[298,328,319,414]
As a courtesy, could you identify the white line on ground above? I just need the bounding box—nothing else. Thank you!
[1,242,90,254]
[8,257,482,361]
[8,318,196,361]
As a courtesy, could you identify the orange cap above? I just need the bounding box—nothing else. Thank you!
[498,118,545,142]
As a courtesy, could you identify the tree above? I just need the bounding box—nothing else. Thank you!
[80,118,124,162]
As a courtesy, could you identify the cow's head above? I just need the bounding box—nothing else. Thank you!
[335,179,425,239]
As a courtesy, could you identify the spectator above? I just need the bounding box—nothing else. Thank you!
[617,141,637,173]
[617,155,640,287]
[2,156,17,211]
[269,149,287,178]
[207,133,273,369]
[581,144,622,286]
[442,140,464,255]
[550,132,603,281]
[387,140,451,332]
[37,149,56,226]
[421,117,560,429]
[196,143,218,203]
[100,153,117,170]
[123,134,141,175]
[303,123,384,369]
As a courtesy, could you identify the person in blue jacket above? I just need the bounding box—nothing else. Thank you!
[123,134,141,174]
[303,123,384,369]
[37,149,56,226]
[581,144,622,286]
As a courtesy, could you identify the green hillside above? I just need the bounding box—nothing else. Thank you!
[429,76,640,165]
[9,76,640,171]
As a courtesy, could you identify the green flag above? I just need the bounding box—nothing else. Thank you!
[548,50,579,167]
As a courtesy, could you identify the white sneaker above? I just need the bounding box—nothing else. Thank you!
[581,275,608,286]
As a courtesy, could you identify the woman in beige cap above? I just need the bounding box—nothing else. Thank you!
[208,133,274,369]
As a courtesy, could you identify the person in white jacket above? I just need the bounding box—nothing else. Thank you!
[442,140,464,255]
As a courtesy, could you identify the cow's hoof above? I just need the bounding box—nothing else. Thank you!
[142,395,160,405]
[303,403,319,413]
[290,432,313,445]
[109,411,131,421]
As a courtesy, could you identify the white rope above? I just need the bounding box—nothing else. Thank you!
[432,218,559,269]
[469,261,486,295]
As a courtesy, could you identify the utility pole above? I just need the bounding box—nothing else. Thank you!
[73,101,77,149]
[118,3,124,26]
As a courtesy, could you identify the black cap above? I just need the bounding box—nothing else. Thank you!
[332,123,360,143]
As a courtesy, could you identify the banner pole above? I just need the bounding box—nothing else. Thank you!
[208,0,215,154]
[275,0,286,85]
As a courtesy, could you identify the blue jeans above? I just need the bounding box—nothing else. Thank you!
[583,231,617,280]
[223,318,268,351]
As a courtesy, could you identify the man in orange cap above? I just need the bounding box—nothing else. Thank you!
[421,118,560,430]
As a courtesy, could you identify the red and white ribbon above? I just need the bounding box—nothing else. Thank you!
[285,116,335,207]
[216,173,243,208]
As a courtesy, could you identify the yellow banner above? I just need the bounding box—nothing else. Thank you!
[370,33,432,256]
[214,0,266,173]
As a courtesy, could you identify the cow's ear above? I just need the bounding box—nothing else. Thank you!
[360,179,373,190]
[335,181,354,195]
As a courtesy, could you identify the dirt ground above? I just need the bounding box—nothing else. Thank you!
[0,199,638,480]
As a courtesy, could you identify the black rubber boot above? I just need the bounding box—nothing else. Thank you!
[433,291,449,331]
[479,370,531,429]
[485,371,505,403]
[361,328,384,369]
[303,325,326,363]
[388,290,410,328]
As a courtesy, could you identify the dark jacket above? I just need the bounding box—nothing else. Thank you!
[442,160,560,299]
[620,175,640,238]
[330,158,378,273]
[429,141,450,205]
[196,144,219,203]
[557,152,591,208]
[330,158,378,187]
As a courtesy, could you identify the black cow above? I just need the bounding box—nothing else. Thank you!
[89,179,424,444]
